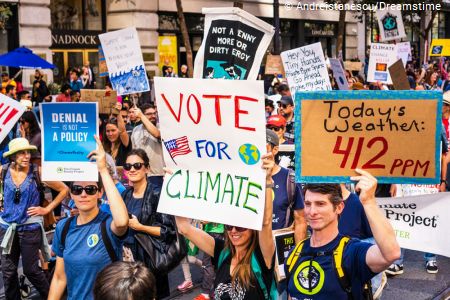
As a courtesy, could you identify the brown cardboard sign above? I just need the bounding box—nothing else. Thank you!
[389,59,411,90]
[297,91,441,184]
[80,89,118,115]
[343,61,363,71]
[265,55,285,75]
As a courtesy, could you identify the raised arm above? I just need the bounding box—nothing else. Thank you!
[259,152,276,268]
[176,216,215,257]
[351,169,401,273]
[114,102,130,147]
[89,135,129,236]
[131,107,160,138]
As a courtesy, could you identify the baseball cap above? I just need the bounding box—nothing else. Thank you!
[266,129,279,147]
[267,115,286,128]
[278,95,294,106]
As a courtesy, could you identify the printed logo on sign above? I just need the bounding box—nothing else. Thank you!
[163,136,192,164]
[382,13,399,38]
[87,234,99,248]
[293,260,325,295]
[432,46,443,55]
[238,144,260,165]
[56,167,64,173]
[374,72,388,81]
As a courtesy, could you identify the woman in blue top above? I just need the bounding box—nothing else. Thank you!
[48,136,129,300]
[0,138,68,300]
[121,149,176,299]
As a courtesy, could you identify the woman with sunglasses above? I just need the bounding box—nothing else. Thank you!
[102,104,131,167]
[121,149,176,299]
[0,138,68,300]
[48,136,129,300]
[175,152,276,300]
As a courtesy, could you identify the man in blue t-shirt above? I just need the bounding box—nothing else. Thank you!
[285,170,400,300]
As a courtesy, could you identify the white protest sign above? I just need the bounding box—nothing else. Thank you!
[281,42,332,94]
[396,42,411,67]
[376,8,406,42]
[377,193,450,257]
[154,77,267,230]
[329,58,349,90]
[193,7,274,80]
[367,43,397,84]
[0,94,25,144]
[99,27,150,95]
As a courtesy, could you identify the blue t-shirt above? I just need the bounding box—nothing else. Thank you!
[286,234,376,300]
[100,182,127,215]
[0,166,40,231]
[338,193,373,239]
[123,195,143,247]
[52,211,123,300]
[272,167,304,230]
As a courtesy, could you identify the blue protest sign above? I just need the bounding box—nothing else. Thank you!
[40,103,99,181]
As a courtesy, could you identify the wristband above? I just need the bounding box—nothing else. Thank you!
[266,182,274,188]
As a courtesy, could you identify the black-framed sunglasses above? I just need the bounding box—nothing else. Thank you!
[267,126,282,132]
[225,225,247,232]
[70,185,99,196]
[123,162,145,171]
[14,188,21,204]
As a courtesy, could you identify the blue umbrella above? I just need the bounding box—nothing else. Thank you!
[0,47,55,69]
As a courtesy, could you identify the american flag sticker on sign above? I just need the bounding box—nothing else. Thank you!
[163,136,192,164]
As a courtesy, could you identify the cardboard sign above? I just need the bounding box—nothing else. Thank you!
[158,36,178,76]
[376,8,406,42]
[40,103,99,181]
[265,55,285,75]
[389,59,411,91]
[154,77,267,230]
[343,61,362,72]
[281,42,332,94]
[329,58,349,90]
[99,27,150,95]
[80,89,119,115]
[295,90,441,184]
[396,42,411,66]
[273,229,295,281]
[98,46,108,77]
[377,193,450,257]
[429,39,450,57]
[0,94,25,144]
[367,43,398,84]
[193,7,274,80]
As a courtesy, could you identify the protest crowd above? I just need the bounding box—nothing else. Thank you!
[0,6,449,300]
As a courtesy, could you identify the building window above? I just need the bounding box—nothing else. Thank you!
[432,12,445,39]
[50,0,103,31]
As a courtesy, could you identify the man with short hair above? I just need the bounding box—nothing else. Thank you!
[285,170,400,299]
[5,85,17,100]
[277,83,291,97]
[277,96,295,144]
[31,70,50,105]
[130,104,165,187]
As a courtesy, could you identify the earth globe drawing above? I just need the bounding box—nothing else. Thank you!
[238,144,261,165]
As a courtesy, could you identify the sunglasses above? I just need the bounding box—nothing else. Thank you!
[225,225,247,232]
[14,188,21,204]
[267,126,282,132]
[281,104,289,109]
[70,185,99,196]
[123,162,145,171]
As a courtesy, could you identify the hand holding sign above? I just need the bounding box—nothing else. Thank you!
[88,135,106,173]
[351,169,378,206]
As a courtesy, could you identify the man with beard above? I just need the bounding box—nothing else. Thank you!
[130,104,165,188]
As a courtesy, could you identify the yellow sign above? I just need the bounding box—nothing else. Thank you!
[158,36,178,76]
[429,39,450,56]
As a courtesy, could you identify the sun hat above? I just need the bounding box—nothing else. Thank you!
[3,138,37,158]
[443,91,450,105]
[19,99,33,110]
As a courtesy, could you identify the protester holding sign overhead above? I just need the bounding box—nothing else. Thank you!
[285,169,400,299]
[0,138,69,300]
[175,151,277,300]
[49,136,129,300]
[102,103,131,167]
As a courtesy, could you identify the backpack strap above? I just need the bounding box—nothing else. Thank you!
[250,253,278,300]
[0,163,10,210]
[100,219,118,262]
[30,164,45,206]
[61,216,75,250]
[284,238,308,286]
[284,169,296,228]
[332,236,351,294]
[218,248,230,269]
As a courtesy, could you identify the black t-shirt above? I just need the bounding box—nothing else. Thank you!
[114,142,132,167]
[212,238,274,300]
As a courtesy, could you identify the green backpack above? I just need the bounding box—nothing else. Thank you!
[218,248,278,300]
